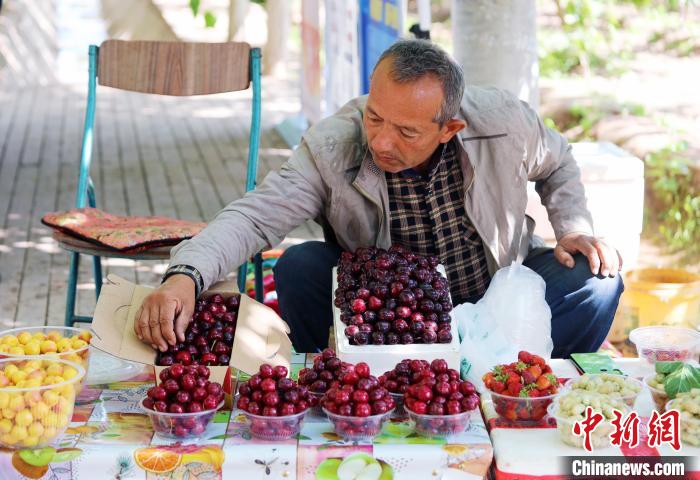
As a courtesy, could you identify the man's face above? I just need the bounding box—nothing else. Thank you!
[364,59,464,173]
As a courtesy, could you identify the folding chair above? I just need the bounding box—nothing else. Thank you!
[58,40,264,326]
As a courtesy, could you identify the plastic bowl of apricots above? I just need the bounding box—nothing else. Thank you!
[0,356,85,448]
[0,327,92,385]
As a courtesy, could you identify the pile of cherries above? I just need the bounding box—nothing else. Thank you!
[335,245,454,345]
[156,294,238,366]
[143,364,224,437]
[297,348,353,394]
[403,359,479,416]
[237,364,317,417]
[320,362,395,417]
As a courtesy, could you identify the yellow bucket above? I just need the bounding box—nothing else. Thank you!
[609,268,700,342]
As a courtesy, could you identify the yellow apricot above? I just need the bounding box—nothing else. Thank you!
[10,370,27,384]
[47,331,62,341]
[28,422,44,437]
[3,364,18,377]
[78,331,92,342]
[2,408,15,419]
[0,392,8,409]
[17,332,32,345]
[2,336,18,347]
[24,341,40,355]
[15,409,33,427]
[40,340,57,354]
[10,425,28,441]
[0,419,12,433]
[1,433,16,445]
[22,436,39,447]
[0,345,9,353]
[42,426,57,439]
[9,346,25,356]
[9,395,25,412]
[46,363,63,376]
[31,402,49,418]
[42,391,59,407]
[41,413,58,427]
[0,374,9,388]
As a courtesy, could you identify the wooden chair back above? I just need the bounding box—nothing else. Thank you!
[97,40,251,96]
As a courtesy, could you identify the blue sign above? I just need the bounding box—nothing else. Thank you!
[358,0,402,94]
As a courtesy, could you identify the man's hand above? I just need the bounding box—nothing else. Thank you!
[554,233,623,277]
[134,275,195,352]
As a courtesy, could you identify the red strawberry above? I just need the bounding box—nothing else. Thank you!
[542,365,553,374]
[536,375,551,391]
[526,365,542,379]
[518,351,532,364]
[506,371,520,385]
[528,389,542,398]
[507,381,523,396]
[483,372,495,389]
[521,370,536,385]
[531,354,546,368]
[492,381,506,393]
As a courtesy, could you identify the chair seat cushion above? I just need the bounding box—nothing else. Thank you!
[42,207,206,252]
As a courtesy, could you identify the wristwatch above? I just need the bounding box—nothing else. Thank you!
[162,264,204,298]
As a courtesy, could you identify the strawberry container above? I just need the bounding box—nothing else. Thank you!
[242,408,309,441]
[323,407,393,441]
[629,326,700,364]
[141,397,223,440]
[406,407,471,437]
[489,390,557,424]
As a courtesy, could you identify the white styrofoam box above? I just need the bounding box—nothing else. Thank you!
[332,266,460,377]
[525,142,644,270]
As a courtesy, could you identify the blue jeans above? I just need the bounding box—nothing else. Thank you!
[273,241,624,358]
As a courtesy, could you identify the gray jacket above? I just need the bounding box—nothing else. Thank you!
[170,86,594,291]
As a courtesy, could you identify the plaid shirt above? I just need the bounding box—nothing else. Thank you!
[385,140,490,304]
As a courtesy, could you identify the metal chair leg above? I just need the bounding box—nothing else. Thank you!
[92,255,103,300]
[65,252,80,327]
[254,253,263,303]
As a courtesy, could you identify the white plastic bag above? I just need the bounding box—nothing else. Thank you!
[456,262,553,391]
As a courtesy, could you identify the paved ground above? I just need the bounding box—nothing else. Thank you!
[0,75,322,329]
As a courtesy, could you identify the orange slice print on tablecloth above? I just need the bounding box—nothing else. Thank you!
[133,447,182,474]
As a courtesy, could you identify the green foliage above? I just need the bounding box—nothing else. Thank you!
[539,0,697,77]
[204,11,217,27]
[656,361,700,399]
[644,142,700,254]
[189,0,200,16]
[189,0,217,29]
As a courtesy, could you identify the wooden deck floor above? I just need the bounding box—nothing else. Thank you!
[0,78,321,328]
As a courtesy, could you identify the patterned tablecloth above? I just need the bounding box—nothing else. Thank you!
[3,353,698,480]
[484,358,700,479]
[0,352,493,480]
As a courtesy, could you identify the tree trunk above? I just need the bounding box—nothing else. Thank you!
[262,0,291,76]
[451,0,539,109]
[228,0,250,41]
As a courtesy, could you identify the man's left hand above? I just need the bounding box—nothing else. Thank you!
[554,233,622,277]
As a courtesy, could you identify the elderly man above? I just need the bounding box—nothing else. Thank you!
[135,40,623,358]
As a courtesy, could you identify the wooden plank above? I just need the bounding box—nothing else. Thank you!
[0,89,36,328]
[147,96,204,222]
[0,85,47,328]
[97,89,138,287]
[98,41,251,96]
[161,95,223,221]
[15,87,63,328]
[114,90,152,217]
